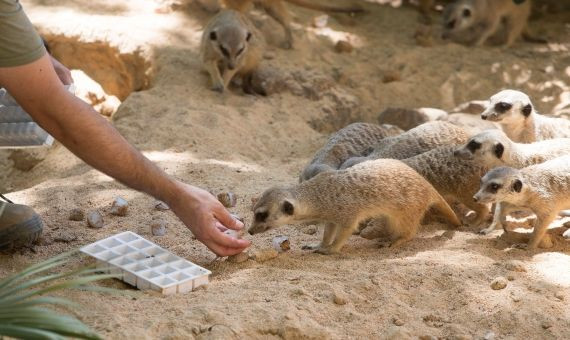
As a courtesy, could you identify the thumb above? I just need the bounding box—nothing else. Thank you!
[214,206,244,231]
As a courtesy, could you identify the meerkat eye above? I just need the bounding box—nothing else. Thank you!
[255,211,268,222]
[467,140,481,152]
[447,19,456,29]
[462,8,471,17]
[495,102,512,112]
[236,47,245,56]
[220,46,230,57]
[488,183,502,193]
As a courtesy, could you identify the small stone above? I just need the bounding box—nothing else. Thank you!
[53,231,78,243]
[491,277,508,290]
[150,218,167,236]
[554,291,565,301]
[154,200,169,211]
[563,228,570,240]
[110,197,128,216]
[392,317,405,326]
[504,260,527,272]
[332,291,348,305]
[382,70,401,83]
[87,211,104,229]
[217,192,237,208]
[542,321,553,329]
[304,226,317,235]
[69,208,84,221]
[312,14,328,28]
[249,248,278,262]
[231,213,245,224]
[227,252,249,263]
[507,275,515,281]
[223,229,243,239]
[483,331,495,340]
[272,235,290,252]
[334,40,353,53]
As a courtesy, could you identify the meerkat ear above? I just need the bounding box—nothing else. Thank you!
[281,200,295,215]
[512,179,522,193]
[210,31,217,41]
[494,143,504,159]
[246,31,252,42]
[522,104,532,117]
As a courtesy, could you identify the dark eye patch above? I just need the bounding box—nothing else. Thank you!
[220,46,230,57]
[467,140,481,152]
[255,211,268,222]
[494,102,512,113]
[486,183,502,193]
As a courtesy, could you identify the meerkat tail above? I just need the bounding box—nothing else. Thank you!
[430,191,462,227]
[285,0,364,13]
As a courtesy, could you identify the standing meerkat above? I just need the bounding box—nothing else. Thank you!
[221,0,364,49]
[455,129,570,234]
[300,123,403,182]
[249,159,461,254]
[474,156,570,249]
[481,89,570,143]
[340,121,470,169]
[442,0,531,47]
[200,9,264,94]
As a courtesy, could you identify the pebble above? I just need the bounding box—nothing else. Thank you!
[554,291,564,301]
[227,252,249,263]
[53,231,78,243]
[490,277,508,290]
[334,40,353,53]
[507,275,515,281]
[217,192,237,208]
[150,217,167,236]
[272,236,290,252]
[382,70,401,83]
[484,330,495,340]
[110,197,128,216]
[223,229,243,239]
[87,211,104,229]
[332,291,348,305]
[504,260,526,272]
[154,200,170,211]
[563,228,570,240]
[542,321,553,329]
[69,208,85,221]
[231,213,245,224]
[392,317,405,326]
[249,248,278,262]
[304,226,317,235]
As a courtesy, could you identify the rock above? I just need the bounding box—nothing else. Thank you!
[507,275,515,281]
[504,260,527,272]
[554,291,565,301]
[510,292,521,302]
[334,40,353,53]
[304,225,317,235]
[227,252,249,263]
[378,107,448,131]
[53,231,78,243]
[332,291,348,305]
[392,317,405,326]
[542,321,553,329]
[150,217,167,236]
[312,14,328,28]
[382,70,401,83]
[452,100,489,114]
[154,200,169,211]
[110,197,128,216]
[8,149,48,171]
[490,277,508,290]
[223,229,243,239]
[69,208,85,221]
[249,248,278,262]
[217,192,237,208]
[272,236,290,252]
[483,331,495,340]
[563,228,570,240]
[87,211,104,229]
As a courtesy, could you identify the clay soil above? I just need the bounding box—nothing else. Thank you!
[1,0,570,339]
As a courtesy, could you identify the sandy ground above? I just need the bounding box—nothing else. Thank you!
[1,0,570,338]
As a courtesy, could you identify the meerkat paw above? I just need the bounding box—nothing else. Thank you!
[211,84,225,93]
[314,247,338,255]
[478,226,495,235]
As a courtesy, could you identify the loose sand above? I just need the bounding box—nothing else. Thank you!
[1,0,569,338]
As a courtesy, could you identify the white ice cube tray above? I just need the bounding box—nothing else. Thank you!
[80,231,211,295]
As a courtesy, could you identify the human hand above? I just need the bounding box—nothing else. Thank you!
[49,55,73,85]
[168,182,251,256]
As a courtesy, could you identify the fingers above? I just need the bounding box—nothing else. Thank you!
[214,205,245,231]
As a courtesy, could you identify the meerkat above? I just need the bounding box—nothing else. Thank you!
[442,0,531,47]
[442,113,499,134]
[481,89,570,143]
[474,156,570,249]
[221,0,364,49]
[201,10,264,94]
[300,123,403,182]
[340,121,470,169]
[249,159,461,254]
[455,129,570,234]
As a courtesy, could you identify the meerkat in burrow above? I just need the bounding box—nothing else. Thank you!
[200,10,264,94]
[249,159,461,254]
[340,121,470,169]
[300,122,403,182]
[474,156,570,249]
[481,89,570,143]
[455,129,570,234]
[442,0,532,47]
[221,0,363,49]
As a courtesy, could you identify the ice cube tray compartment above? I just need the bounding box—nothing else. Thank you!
[0,122,54,148]
[80,231,211,295]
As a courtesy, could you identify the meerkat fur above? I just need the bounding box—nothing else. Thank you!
[340,121,470,169]
[249,159,461,254]
[474,156,570,249]
[201,9,264,94]
[300,123,403,182]
[481,89,570,143]
[442,0,532,47]
[456,129,570,234]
